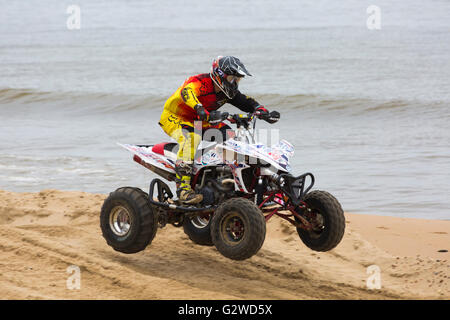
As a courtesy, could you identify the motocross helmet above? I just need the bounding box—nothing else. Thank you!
[210,56,252,99]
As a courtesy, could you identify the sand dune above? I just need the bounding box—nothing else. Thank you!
[0,189,448,299]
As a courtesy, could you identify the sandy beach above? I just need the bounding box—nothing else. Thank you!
[0,189,448,300]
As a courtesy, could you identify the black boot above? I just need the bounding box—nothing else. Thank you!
[175,161,203,204]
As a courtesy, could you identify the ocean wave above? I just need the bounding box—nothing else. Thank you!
[0,87,446,116]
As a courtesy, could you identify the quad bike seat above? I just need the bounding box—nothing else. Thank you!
[152,142,178,161]
[151,140,217,163]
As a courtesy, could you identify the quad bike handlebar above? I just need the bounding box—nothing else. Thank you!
[208,110,280,128]
[207,110,280,144]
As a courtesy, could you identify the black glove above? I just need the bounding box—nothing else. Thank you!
[194,104,209,121]
[255,106,280,124]
[266,110,280,124]
[208,111,229,124]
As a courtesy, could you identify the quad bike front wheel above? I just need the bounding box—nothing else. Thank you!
[100,187,158,254]
[183,214,213,246]
[295,190,345,252]
[211,198,266,260]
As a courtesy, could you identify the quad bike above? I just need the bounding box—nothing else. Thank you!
[100,111,345,260]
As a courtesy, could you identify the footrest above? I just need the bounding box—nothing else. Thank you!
[148,178,216,213]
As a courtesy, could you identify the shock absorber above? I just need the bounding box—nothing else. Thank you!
[255,177,264,205]
[268,172,285,187]
[260,166,285,188]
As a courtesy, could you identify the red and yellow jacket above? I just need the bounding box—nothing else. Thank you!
[162,73,259,123]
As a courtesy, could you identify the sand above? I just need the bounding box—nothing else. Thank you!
[0,189,448,300]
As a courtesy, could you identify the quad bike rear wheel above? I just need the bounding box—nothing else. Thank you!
[211,198,266,260]
[295,190,345,251]
[183,214,214,246]
[100,187,158,254]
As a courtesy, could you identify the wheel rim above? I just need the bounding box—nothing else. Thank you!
[109,205,132,236]
[190,215,210,229]
[221,212,245,245]
[306,209,325,239]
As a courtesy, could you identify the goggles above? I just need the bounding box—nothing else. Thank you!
[226,75,243,84]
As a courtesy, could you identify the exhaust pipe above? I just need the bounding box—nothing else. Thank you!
[133,155,176,182]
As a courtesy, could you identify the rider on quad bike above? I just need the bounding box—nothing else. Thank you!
[159,56,280,204]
